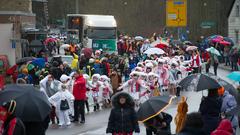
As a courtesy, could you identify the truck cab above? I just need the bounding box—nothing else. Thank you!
[67,14,117,53]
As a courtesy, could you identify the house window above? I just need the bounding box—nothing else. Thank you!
[235,30,239,44]
[237,5,240,17]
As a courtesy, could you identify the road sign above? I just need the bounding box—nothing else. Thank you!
[166,0,187,27]
[200,21,215,29]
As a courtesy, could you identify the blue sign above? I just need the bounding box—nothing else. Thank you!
[12,41,16,48]
[174,1,184,5]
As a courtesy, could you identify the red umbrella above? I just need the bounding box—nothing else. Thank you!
[219,40,231,46]
[155,43,168,49]
[44,38,57,45]
[211,36,224,43]
[81,48,93,59]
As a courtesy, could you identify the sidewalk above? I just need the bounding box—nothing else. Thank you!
[218,63,232,71]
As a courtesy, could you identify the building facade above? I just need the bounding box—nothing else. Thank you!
[228,0,240,45]
[46,0,234,41]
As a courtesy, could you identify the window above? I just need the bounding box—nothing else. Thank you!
[236,5,240,17]
[87,27,116,39]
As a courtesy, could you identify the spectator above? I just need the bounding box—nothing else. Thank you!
[72,70,86,123]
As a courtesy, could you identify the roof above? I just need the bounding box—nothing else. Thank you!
[32,0,47,2]
[67,14,117,27]
[228,0,237,17]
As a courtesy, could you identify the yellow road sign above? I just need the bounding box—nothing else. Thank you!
[166,0,187,27]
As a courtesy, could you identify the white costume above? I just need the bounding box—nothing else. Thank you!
[99,75,113,105]
[90,74,103,111]
[49,84,74,126]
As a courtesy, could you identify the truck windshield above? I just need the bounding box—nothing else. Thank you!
[87,27,116,39]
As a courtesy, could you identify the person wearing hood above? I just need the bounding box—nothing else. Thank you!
[106,92,140,135]
[199,89,222,135]
[220,90,238,134]
[49,83,74,126]
[177,112,206,135]
[117,71,148,109]
[211,119,233,135]
[71,53,79,71]
[90,74,103,111]
[0,100,26,135]
[109,69,122,94]
[99,75,113,108]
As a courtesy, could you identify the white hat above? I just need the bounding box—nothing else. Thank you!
[138,72,147,77]
[148,72,159,78]
[135,67,143,72]
[60,74,70,82]
[157,58,165,63]
[130,71,141,76]
[146,63,153,68]
[83,74,90,80]
[100,75,110,82]
[92,74,101,80]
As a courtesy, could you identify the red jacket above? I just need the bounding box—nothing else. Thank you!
[73,75,87,100]
[211,119,233,135]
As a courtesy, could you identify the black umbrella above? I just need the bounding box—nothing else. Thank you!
[0,84,51,122]
[179,74,221,92]
[16,57,35,65]
[208,73,240,104]
[137,96,173,122]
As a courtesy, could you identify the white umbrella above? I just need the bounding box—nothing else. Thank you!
[186,46,198,51]
[206,47,221,56]
[144,48,165,55]
[135,36,144,41]
[59,44,70,55]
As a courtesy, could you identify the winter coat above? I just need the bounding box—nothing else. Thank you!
[49,89,74,114]
[177,127,206,135]
[101,62,110,76]
[221,91,238,129]
[49,67,63,81]
[24,116,50,135]
[199,96,222,135]
[106,92,140,134]
[211,119,233,135]
[73,75,86,100]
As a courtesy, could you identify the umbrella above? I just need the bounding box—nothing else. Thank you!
[16,57,35,65]
[81,48,93,59]
[0,84,51,122]
[208,73,239,103]
[183,41,192,45]
[155,43,168,49]
[223,37,234,46]
[227,71,240,82]
[219,40,231,46]
[179,74,221,91]
[206,47,221,56]
[144,48,165,55]
[44,38,57,45]
[211,35,224,43]
[31,58,46,69]
[150,39,161,47]
[137,96,173,122]
[135,36,144,41]
[186,46,198,51]
[175,96,188,133]
[60,44,70,49]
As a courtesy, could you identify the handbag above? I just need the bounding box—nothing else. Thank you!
[60,94,70,111]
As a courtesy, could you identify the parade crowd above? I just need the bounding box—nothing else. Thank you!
[1,34,239,135]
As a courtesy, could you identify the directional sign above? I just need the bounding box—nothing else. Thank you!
[166,0,187,27]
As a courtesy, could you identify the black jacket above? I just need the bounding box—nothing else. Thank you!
[106,92,139,134]
[199,96,222,135]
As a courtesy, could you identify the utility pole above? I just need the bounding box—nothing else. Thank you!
[75,0,79,14]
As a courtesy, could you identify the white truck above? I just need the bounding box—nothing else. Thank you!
[67,14,117,53]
